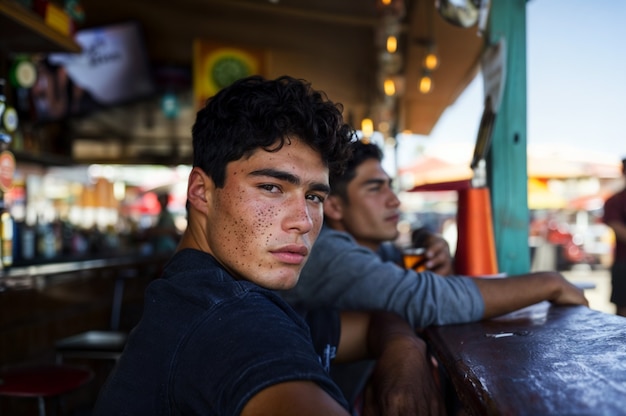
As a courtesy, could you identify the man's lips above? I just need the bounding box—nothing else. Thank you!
[271,245,309,265]
[386,213,400,223]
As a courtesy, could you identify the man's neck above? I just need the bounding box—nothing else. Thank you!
[354,238,382,253]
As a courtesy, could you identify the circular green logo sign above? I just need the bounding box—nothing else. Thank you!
[211,56,252,89]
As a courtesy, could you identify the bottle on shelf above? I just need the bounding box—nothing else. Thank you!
[0,78,18,268]
[0,198,14,268]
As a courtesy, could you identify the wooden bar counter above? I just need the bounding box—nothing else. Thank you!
[424,303,626,415]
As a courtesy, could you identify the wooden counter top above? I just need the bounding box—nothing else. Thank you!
[424,303,626,415]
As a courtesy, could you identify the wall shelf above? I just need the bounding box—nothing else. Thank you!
[0,0,81,54]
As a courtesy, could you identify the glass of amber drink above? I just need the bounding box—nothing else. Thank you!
[402,247,427,272]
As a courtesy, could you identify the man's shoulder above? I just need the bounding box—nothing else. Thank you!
[157,249,281,309]
[611,188,626,200]
[605,188,626,209]
[319,225,355,241]
[312,226,359,254]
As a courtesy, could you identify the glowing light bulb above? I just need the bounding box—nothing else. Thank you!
[384,78,396,96]
[386,35,398,53]
[424,51,439,70]
[361,118,374,137]
[419,73,433,94]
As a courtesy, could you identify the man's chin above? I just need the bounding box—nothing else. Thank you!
[264,273,300,291]
[386,229,400,241]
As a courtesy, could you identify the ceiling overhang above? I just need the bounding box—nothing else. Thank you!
[68,0,485,163]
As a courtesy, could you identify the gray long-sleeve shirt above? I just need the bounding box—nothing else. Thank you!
[283,226,485,328]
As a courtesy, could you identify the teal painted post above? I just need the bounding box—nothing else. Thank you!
[486,0,530,274]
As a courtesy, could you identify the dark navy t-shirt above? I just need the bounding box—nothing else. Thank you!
[93,249,348,415]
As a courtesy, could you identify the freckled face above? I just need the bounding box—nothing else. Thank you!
[205,138,329,290]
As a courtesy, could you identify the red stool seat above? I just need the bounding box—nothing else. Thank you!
[0,364,93,415]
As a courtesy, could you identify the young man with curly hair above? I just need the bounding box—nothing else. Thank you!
[93,76,442,415]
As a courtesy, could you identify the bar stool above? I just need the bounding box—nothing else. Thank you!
[55,330,127,362]
[55,267,138,363]
[0,363,93,416]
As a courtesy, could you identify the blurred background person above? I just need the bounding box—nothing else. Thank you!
[147,192,180,253]
[602,157,626,317]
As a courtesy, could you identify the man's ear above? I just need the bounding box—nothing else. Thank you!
[323,195,344,221]
[187,167,214,214]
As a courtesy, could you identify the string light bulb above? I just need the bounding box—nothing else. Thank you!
[386,35,398,53]
[361,118,374,138]
[383,78,396,96]
[423,45,439,70]
[419,72,433,94]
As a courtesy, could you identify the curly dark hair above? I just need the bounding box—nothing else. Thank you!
[191,75,355,188]
[330,140,383,201]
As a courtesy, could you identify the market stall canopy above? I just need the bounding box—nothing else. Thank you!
[399,156,473,188]
[69,0,484,158]
[400,143,623,191]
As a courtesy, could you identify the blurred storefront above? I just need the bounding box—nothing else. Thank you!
[3,162,189,265]
[396,143,623,271]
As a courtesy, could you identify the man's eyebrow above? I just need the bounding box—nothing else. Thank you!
[310,182,331,195]
[250,168,300,184]
[363,177,392,187]
[250,168,330,194]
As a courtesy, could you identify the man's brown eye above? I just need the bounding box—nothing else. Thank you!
[307,194,325,203]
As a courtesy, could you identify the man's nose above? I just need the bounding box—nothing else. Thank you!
[387,189,401,207]
[285,198,314,233]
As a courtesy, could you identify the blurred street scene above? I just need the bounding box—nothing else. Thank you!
[563,266,615,315]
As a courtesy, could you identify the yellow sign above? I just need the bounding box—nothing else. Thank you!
[193,40,265,109]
